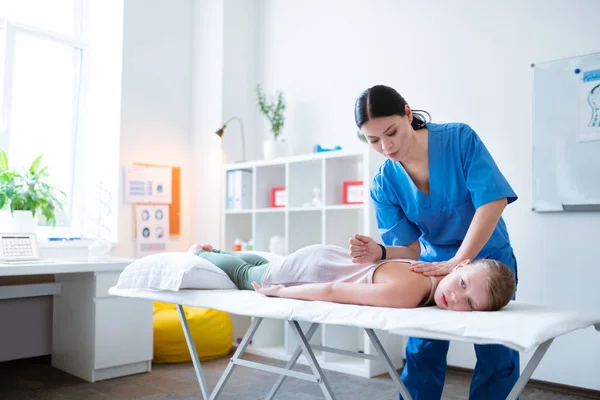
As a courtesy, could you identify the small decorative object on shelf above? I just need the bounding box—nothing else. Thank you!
[234,239,254,252]
[303,187,322,208]
[313,144,342,153]
[271,187,286,208]
[268,235,285,255]
[233,238,243,251]
[256,84,287,160]
[311,186,322,207]
[243,239,254,251]
[343,181,364,204]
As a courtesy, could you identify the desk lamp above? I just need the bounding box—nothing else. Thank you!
[214,116,246,162]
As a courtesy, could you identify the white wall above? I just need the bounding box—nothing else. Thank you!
[222,0,261,164]
[190,0,224,251]
[190,0,261,246]
[190,0,263,345]
[113,0,193,256]
[251,0,600,390]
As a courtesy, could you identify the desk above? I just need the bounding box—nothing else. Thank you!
[0,258,153,383]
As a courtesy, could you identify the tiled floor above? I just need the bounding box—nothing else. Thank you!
[0,353,596,399]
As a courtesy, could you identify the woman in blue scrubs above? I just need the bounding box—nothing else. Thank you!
[351,85,519,400]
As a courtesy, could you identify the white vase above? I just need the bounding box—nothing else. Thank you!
[263,138,288,160]
[10,210,36,233]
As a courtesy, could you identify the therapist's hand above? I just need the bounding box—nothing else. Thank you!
[410,259,463,276]
[349,233,381,264]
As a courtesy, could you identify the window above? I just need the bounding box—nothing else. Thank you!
[0,0,123,242]
[0,20,84,227]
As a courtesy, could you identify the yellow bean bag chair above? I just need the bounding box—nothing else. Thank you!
[153,301,233,363]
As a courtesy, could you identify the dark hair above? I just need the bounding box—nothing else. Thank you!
[354,85,431,131]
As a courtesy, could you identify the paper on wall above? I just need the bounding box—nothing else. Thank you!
[577,67,600,142]
[135,204,169,257]
[124,165,172,204]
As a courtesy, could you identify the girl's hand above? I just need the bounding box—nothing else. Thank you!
[251,282,285,297]
[410,259,466,276]
[349,233,382,264]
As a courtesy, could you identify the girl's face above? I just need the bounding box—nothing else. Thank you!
[359,108,414,162]
[434,264,491,312]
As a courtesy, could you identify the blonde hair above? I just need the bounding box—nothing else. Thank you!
[472,259,516,311]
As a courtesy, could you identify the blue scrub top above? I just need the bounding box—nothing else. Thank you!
[371,122,517,264]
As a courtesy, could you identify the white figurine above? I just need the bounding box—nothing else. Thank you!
[311,187,322,207]
[268,235,286,255]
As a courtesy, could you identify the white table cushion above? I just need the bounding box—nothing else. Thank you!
[108,287,600,353]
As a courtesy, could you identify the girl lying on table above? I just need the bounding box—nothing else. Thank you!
[189,236,516,312]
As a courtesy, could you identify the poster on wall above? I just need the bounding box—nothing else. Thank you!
[577,67,600,142]
[135,204,170,257]
[124,165,172,204]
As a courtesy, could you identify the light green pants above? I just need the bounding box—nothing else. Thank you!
[195,249,270,290]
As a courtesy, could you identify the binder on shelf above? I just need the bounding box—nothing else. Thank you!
[226,169,253,210]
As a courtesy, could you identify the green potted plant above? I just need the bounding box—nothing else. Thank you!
[0,149,65,232]
[256,84,287,160]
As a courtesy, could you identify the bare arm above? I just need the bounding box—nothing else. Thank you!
[453,198,507,262]
[410,198,508,276]
[383,240,420,261]
[349,234,420,263]
[253,281,420,309]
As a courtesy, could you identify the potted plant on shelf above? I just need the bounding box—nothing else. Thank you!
[0,149,65,232]
[256,84,287,160]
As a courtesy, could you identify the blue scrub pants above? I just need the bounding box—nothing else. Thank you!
[399,254,520,400]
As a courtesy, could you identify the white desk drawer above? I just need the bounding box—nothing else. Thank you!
[94,297,153,370]
[95,272,121,298]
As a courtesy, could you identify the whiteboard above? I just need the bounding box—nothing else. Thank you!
[532,52,600,212]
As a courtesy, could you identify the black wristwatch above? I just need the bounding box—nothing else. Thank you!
[377,243,387,260]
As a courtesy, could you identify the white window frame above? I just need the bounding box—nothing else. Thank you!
[0,16,87,239]
[1,1,122,245]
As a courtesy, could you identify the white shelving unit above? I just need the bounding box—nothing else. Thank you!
[221,149,405,378]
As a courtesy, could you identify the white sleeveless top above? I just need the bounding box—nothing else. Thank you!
[261,244,437,306]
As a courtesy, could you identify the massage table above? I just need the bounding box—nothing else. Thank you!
[109,287,600,400]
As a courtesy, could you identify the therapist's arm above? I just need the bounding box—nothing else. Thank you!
[453,197,508,262]
[410,197,508,276]
[383,240,420,260]
[349,234,420,263]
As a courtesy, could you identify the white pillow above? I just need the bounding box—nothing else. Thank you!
[116,252,237,291]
